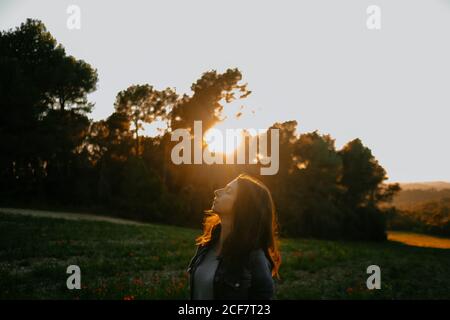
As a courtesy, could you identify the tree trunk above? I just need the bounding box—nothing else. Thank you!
[134,120,140,156]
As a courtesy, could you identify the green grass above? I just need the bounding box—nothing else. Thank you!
[1,212,449,299]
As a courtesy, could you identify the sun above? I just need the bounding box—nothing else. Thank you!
[204,127,243,155]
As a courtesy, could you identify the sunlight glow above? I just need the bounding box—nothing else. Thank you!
[203,97,261,154]
[204,127,243,154]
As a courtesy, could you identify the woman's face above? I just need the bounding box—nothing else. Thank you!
[212,178,239,217]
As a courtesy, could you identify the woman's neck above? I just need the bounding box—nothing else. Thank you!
[216,218,231,255]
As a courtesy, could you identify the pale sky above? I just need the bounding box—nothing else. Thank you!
[1,0,450,183]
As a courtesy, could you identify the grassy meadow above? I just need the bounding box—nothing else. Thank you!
[1,211,449,300]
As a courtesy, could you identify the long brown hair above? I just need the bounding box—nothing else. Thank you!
[195,173,281,279]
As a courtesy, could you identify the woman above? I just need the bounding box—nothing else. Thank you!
[186,173,281,300]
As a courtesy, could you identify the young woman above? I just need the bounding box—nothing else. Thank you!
[186,173,281,300]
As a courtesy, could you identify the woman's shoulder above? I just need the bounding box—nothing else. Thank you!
[248,248,265,258]
[248,248,272,271]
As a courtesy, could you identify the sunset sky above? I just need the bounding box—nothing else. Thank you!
[1,0,450,183]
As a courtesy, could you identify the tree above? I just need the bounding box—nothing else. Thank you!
[170,68,250,133]
[0,19,98,203]
[287,131,344,238]
[164,68,251,206]
[114,85,177,156]
[49,55,98,112]
[88,112,133,164]
[338,138,395,208]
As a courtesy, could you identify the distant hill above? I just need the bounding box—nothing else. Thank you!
[387,181,450,210]
[397,181,450,191]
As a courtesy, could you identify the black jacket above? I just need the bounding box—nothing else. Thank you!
[186,223,275,300]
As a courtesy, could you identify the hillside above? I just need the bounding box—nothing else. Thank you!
[397,181,450,191]
[386,182,450,210]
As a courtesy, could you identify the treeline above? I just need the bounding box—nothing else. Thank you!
[387,200,450,237]
[0,19,401,241]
